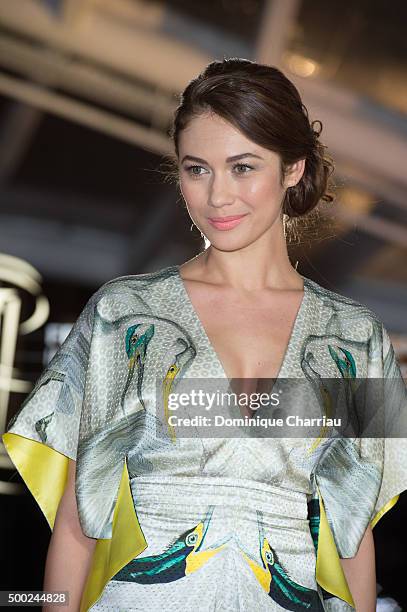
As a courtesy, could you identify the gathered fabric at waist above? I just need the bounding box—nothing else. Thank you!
[130,474,309,523]
[121,473,319,605]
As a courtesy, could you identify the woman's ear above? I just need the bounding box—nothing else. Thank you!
[283,158,306,188]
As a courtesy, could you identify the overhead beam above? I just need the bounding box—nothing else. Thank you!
[0,71,172,154]
[0,0,209,92]
[255,0,301,66]
[0,31,174,127]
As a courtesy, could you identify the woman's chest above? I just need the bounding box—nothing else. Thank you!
[188,293,305,381]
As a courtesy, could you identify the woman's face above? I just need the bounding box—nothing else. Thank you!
[177,112,305,251]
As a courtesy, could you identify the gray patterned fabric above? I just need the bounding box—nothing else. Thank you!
[5,265,407,611]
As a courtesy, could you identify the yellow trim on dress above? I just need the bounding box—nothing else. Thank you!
[79,456,147,610]
[315,486,400,608]
[2,432,69,529]
[2,432,148,611]
[370,494,399,529]
[315,485,355,607]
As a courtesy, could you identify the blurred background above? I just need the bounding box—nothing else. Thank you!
[0,0,406,609]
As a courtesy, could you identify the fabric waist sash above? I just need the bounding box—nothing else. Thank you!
[130,475,309,523]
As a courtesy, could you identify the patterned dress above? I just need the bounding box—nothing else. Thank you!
[3,265,407,612]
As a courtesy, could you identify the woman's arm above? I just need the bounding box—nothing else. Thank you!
[42,458,97,612]
[339,524,376,612]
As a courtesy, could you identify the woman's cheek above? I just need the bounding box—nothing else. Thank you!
[180,180,204,208]
[238,179,269,207]
[242,178,283,211]
[180,185,206,225]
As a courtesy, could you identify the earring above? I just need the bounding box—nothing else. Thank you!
[190,222,194,232]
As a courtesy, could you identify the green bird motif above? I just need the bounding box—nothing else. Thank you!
[112,506,225,584]
[327,345,356,378]
[327,344,364,436]
[121,323,155,416]
[307,497,320,554]
[306,496,334,602]
[242,512,324,610]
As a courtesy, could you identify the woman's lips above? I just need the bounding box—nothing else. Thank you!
[207,213,248,230]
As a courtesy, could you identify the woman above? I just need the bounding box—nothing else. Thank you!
[3,58,407,612]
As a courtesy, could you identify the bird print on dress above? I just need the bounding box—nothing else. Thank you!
[73,307,200,538]
[327,343,363,437]
[111,506,226,583]
[28,326,91,443]
[242,511,324,610]
[121,323,155,416]
[306,496,335,603]
[299,298,367,453]
[328,346,356,379]
[162,336,197,442]
[306,384,334,456]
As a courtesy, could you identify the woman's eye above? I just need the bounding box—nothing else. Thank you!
[234,163,253,173]
[185,165,206,177]
[185,163,253,177]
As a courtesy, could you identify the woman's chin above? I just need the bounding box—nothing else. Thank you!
[204,234,255,253]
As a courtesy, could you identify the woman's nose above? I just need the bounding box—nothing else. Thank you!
[208,177,235,207]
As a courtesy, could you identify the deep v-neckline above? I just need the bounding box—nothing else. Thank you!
[173,264,310,381]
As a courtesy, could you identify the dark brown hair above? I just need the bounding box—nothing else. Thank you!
[165,58,335,239]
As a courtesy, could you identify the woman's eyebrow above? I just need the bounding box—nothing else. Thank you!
[181,152,263,164]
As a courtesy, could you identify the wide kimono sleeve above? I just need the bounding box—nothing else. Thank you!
[1,287,148,611]
[312,320,407,609]
[3,292,98,524]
